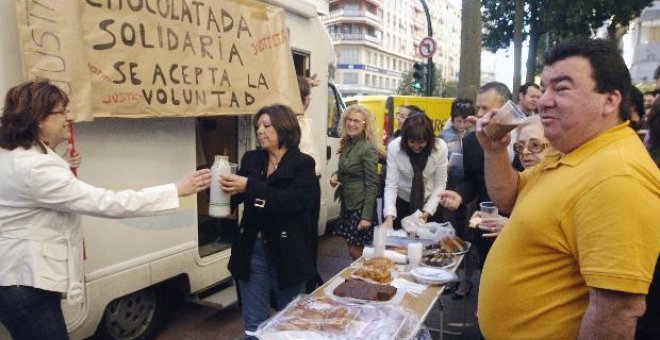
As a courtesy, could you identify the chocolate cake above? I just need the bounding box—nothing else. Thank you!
[333,279,397,301]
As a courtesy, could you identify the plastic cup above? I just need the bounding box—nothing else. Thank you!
[479,201,498,217]
[483,100,526,140]
[407,242,423,269]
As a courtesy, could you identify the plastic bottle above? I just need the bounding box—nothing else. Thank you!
[210,155,232,217]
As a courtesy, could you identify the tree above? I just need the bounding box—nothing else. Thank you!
[458,0,482,101]
[440,80,459,98]
[482,0,653,85]
[512,0,524,98]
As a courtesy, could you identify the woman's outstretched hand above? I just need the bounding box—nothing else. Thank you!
[62,143,81,169]
[176,169,212,197]
[220,174,248,195]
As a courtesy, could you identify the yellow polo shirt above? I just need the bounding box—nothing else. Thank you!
[478,123,660,340]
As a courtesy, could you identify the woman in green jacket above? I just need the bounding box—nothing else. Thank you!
[329,105,380,259]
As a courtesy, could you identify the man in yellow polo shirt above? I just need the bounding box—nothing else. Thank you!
[475,39,660,339]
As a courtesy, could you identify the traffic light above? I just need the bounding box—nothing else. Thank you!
[411,62,426,92]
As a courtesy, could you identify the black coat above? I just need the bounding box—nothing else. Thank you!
[455,132,494,267]
[456,131,490,204]
[228,147,320,288]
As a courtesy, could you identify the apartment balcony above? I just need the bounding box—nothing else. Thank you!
[324,9,382,28]
[414,16,425,30]
[362,0,382,7]
[329,32,382,46]
[329,0,382,8]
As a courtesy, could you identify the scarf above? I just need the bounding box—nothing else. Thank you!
[406,148,429,214]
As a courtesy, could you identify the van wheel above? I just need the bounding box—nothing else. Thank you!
[96,286,169,340]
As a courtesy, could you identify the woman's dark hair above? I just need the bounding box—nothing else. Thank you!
[253,104,301,149]
[450,98,474,120]
[630,86,645,120]
[647,100,660,166]
[647,100,660,150]
[0,78,69,152]
[404,105,424,116]
[400,112,436,154]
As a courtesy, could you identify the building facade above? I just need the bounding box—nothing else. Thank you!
[323,0,461,97]
[630,0,660,85]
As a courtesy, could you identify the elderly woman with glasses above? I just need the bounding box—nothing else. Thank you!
[476,115,556,238]
[512,115,553,169]
[329,105,379,259]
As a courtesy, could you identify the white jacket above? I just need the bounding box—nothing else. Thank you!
[383,138,448,219]
[0,146,179,304]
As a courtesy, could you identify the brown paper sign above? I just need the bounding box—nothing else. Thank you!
[16,0,303,121]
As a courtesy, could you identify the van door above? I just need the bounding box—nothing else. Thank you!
[195,117,239,257]
[323,82,345,232]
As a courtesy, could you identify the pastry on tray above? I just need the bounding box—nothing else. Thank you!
[333,279,398,301]
[352,266,393,284]
[274,296,354,332]
[439,236,468,253]
[362,257,396,270]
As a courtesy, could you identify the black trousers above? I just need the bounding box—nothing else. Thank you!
[0,285,69,340]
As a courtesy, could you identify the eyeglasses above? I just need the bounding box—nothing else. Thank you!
[345,117,365,125]
[49,109,70,116]
[513,138,548,155]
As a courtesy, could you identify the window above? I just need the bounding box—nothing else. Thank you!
[344,72,358,84]
[338,49,359,64]
[365,74,371,86]
[327,83,345,138]
[342,24,351,34]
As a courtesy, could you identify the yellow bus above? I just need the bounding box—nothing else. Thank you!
[344,95,454,150]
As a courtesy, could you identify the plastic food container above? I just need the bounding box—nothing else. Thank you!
[410,267,458,286]
[258,295,414,340]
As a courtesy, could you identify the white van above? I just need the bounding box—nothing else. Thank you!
[0,0,344,339]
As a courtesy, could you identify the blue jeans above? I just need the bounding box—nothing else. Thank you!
[239,239,305,339]
[0,285,69,340]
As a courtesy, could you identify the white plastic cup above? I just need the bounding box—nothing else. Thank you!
[408,242,423,269]
[479,201,498,218]
[373,226,386,257]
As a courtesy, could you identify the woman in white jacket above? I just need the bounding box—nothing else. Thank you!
[383,111,448,229]
[0,79,211,340]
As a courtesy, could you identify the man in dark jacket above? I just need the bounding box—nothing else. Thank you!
[439,82,512,299]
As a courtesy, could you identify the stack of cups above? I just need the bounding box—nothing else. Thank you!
[373,226,386,258]
[407,242,423,269]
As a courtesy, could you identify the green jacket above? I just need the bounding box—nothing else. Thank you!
[335,134,379,221]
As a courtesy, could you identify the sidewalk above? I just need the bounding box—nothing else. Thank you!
[318,235,483,340]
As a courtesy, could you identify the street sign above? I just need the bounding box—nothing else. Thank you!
[419,36,437,58]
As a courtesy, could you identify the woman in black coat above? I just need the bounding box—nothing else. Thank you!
[220,104,320,339]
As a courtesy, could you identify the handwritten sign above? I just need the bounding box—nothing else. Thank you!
[16,0,303,121]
